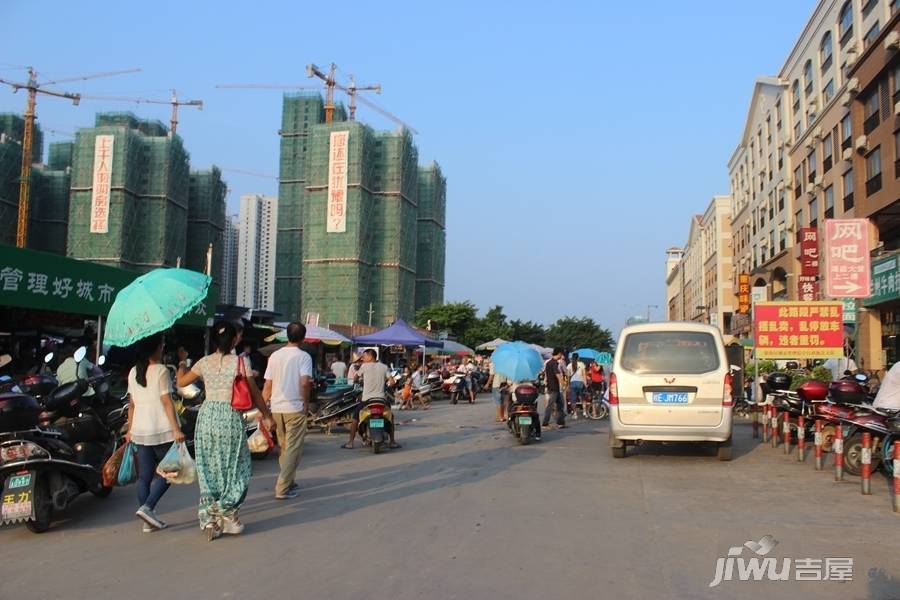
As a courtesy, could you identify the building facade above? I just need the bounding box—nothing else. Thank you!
[665,247,684,321]
[220,214,239,305]
[701,196,735,331]
[237,194,277,311]
[186,167,227,284]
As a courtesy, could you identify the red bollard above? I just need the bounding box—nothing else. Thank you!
[814,420,824,471]
[834,426,844,482]
[752,405,759,439]
[771,408,779,449]
[861,432,872,495]
[783,414,791,455]
[893,441,900,513]
[763,405,770,442]
[797,415,806,462]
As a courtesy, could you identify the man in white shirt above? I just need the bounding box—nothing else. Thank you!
[873,362,900,410]
[331,358,348,381]
[823,356,857,382]
[263,322,313,500]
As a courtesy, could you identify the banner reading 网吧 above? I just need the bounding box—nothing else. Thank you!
[753,301,844,359]
[799,227,819,276]
[326,131,349,233]
[824,218,870,298]
[90,135,114,234]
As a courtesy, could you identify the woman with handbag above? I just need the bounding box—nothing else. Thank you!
[176,321,275,540]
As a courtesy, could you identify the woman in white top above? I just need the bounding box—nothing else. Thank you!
[567,354,587,419]
[124,333,185,533]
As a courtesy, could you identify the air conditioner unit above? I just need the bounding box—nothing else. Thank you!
[855,135,869,152]
[812,126,823,140]
[804,137,814,150]
[841,92,853,107]
[808,99,819,113]
[842,147,853,161]
[847,78,860,94]
[885,31,900,51]
[846,51,859,68]
[814,177,824,190]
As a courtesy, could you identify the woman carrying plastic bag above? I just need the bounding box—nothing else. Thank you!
[156,441,197,484]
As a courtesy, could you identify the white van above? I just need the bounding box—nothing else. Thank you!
[608,322,734,460]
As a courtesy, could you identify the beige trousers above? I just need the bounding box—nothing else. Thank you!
[273,412,307,496]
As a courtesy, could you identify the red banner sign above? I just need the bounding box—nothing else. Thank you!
[738,273,751,314]
[799,227,819,277]
[753,302,844,358]
[798,275,818,302]
[824,219,870,298]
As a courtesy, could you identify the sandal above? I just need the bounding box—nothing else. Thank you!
[340,443,354,449]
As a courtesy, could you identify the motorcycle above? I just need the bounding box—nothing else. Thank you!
[507,383,541,445]
[447,373,466,405]
[310,386,362,434]
[357,397,394,454]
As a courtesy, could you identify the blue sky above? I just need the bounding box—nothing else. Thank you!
[1,0,816,332]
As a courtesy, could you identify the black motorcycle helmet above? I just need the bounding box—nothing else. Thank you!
[765,372,792,392]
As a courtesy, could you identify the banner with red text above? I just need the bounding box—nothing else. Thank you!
[753,301,844,359]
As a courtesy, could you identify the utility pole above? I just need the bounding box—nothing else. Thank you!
[646,304,659,322]
[367,302,375,327]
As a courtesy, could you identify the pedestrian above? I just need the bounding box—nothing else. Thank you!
[342,349,401,450]
[347,353,363,382]
[542,348,567,429]
[331,355,348,383]
[487,360,510,422]
[567,353,587,419]
[410,363,431,410]
[588,363,606,418]
[262,321,313,501]
[176,321,275,539]
[123,333,185,532]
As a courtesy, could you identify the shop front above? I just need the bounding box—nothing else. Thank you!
[862,253,900,370]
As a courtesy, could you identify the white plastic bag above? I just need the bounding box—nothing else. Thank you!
[156,441,196,485]
[247,426,273,453]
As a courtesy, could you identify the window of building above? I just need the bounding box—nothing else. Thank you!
[894,63,900,103]
[792,80,801,113]
[795,119,802,140]
[864,91,880,134]
[823,79,835,104]
[778,189,785,212]
[823,132,834,172]
[768,154,774,180]
[863,0,878,17]
[843,168,855,210]
[824,184,835,218]
[841,113,853,149]
[864,21,881,48]
[779,225,787,251]
[839,1,854,46]
[794,165,804,196]
[895,129,900,177]
[804,60,815,97]
[808,150,818,183]
[809,197,819,228]
[866,146,882,195]
[769,192,775,218]
[758,131,763,155]
[778,146,784,169]
[821,31,834,72]
[795,207,804,230]
[894,0,900,14]
[776,101,783,129]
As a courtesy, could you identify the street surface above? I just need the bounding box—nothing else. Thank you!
[2,397,899,600]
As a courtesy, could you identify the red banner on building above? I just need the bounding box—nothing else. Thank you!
[737,273,751,314]
[753,301,844,359]
[799,227,819,276]
[798,275,818,302]
[824,218,870,298]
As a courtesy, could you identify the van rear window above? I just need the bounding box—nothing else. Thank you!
[620,331,720,374]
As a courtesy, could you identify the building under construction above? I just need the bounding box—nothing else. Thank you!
[275,94,447,327]
[186,167,227,285]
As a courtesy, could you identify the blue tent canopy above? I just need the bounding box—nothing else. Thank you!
[352,319,444,348]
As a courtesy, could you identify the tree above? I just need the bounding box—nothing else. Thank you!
[510,319,546,346]
[463,305,513,348]
[544,316,613,352]
[415,301,478,339]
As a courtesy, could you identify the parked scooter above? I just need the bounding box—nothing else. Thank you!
[447,373,465,405]
[357,397,394,454]
[507,382,541,445]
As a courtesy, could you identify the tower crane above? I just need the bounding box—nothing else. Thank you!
[0,66,140,247]
[343,75,381,121]
[305,63,338,123]
[79,89,203,135]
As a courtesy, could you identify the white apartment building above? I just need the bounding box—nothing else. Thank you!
[220,214,239,305]
[237,194,278,311]
[701,196,734,331]
[665,247,684,321]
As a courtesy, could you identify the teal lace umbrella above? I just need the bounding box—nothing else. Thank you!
[104,268,211,347]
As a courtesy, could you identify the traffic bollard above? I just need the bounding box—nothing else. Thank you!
[834,426,844,482]
[797,415,805,462]
[752,405,759,439]
[783,414,791,455]
[771,408,779,449]
[861,432,872,496]
[893,441,900,513]
[814,420,823,471]
[763,406,770,442]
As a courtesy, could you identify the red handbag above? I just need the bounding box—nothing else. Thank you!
[231,355,253,411]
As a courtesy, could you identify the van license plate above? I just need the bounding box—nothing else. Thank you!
[652,392,688,404]
[518,416,532,425]
[369,418,384,428]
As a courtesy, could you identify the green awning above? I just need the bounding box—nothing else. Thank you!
[0,244,215,327]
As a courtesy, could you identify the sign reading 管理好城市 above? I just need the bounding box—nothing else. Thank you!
[0,244,215,328]
[753,301,844,359]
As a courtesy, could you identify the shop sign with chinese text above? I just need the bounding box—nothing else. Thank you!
[824,219,870,298]
[864,254,900,307]
[798,275,818,302]
[90,135,114,234]
[753,301,844,359]
[841,298,857,323]
[326,131,349,233]
[799,227,819,276]
[737,274,750,314]
[0,244,215,327]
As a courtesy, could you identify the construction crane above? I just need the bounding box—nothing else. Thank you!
[0,66,140,247]
[305,63,338,122]
[220,166,278,180]
[343,75,381,121]
[79,89,202,135]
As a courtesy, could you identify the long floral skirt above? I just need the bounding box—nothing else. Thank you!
[195,401,251,528]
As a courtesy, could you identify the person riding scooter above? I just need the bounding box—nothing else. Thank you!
[341,350,401,450]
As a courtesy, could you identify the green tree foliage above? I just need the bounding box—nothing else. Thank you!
[544,316,613,352]
[464,305,514,348]
[510,319,546,346]
[414,301,478,339]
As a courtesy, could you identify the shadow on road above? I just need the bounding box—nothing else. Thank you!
[623,420,757,461]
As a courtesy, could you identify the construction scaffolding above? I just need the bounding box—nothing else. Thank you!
[0,138,23,246]
[48,140,74,170]
[186,166,227,282]
[415,161,447,310]
[67,113,190,272]
[28,167,70,255]
[0,113,43,163]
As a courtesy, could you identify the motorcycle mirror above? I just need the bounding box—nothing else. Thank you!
[73,346,87,363]
[98,355,106,367]
[0,354,11,369]
[44,352,54,364]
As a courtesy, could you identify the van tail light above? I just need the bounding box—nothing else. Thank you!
[608,373,619,405]
[723,373,734,407]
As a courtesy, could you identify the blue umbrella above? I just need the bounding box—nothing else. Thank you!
[492,341,544,382]
[572,348,602,361]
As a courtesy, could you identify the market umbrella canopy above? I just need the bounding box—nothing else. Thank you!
[572,348,602,361]
[491,341,544,381]
[352,319,443,348]
[103,268,211,347]
[475,338,509,351]
[529,343,552,359]
[426,340,474,356]
[268,324,351,345]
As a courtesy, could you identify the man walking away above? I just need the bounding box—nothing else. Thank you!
[542,348,567,429]
[263,322,313,500]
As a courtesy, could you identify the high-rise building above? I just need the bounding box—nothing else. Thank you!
[237,194,277,311]
[221,214,239,305]
[415,162,446,310]
[186,167,227,283]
